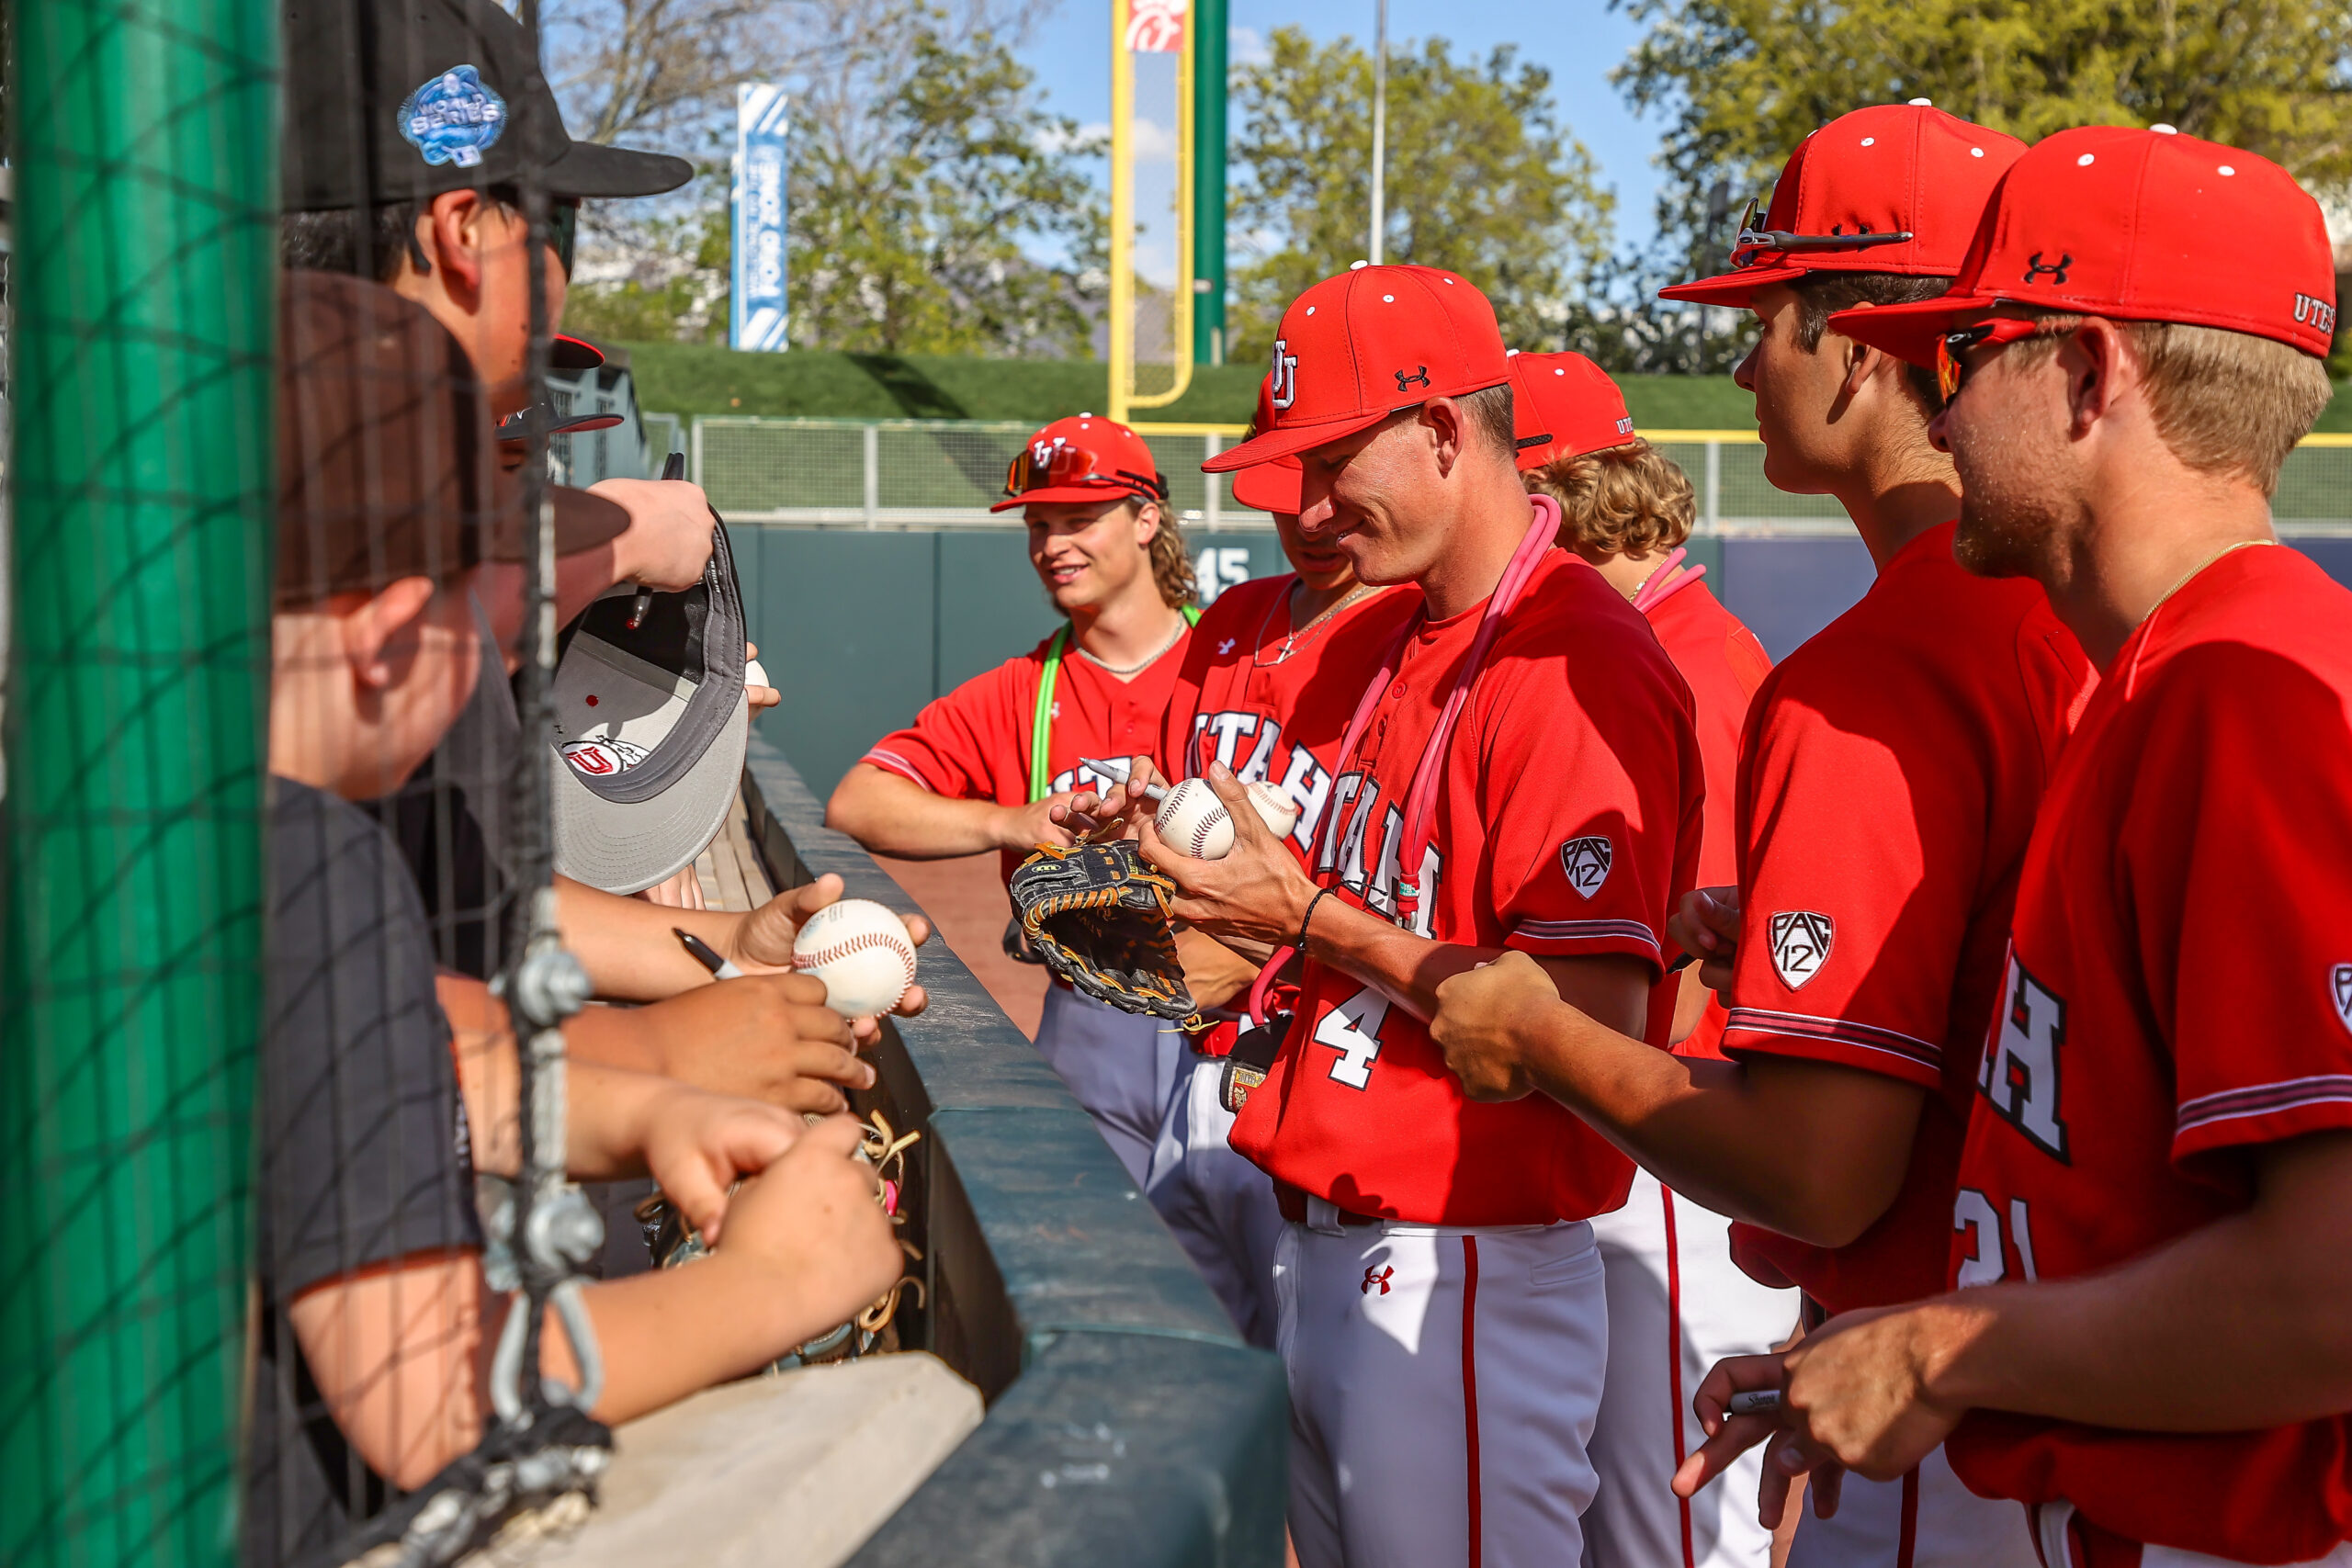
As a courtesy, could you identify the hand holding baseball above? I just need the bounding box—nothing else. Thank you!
[729,874,931,1035]
[791,898,921,1019]
[1136,761,1317,949]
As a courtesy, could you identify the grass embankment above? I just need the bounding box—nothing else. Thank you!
[619,340,2350,435]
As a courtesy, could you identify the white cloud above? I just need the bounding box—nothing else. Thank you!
[1229,24,1269,67]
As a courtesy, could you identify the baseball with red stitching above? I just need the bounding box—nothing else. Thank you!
[1156,777,1302,860]
[790,897,919,1017]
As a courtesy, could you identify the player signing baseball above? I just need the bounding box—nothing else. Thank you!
[1428,102,2092,1568]
[827,415,1200,1182]
[1675,127,2352,1568]
[1075,265,1704,1568]
[1124,371,1419,1348]
[1509,348,1798,1568]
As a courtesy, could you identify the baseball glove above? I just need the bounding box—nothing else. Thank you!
[1010,840,1204,1028]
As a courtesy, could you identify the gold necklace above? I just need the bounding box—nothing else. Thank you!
[1270,581,1380,664]
[2146,538,2273,621]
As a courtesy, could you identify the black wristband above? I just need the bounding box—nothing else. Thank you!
[1296,886,1340,953]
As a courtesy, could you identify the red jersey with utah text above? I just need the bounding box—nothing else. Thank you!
[1944,545,2352,1561]
[861,625,1189,886]
[1228,549,1705,1225]
[1724,524,2093,1314]
[1161,574,1422,863]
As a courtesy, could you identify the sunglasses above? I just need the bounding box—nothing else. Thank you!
[1936,318,2064,401]
[1003,445,1167,502]
[549,201,578,277]
[1727,197,1915,270]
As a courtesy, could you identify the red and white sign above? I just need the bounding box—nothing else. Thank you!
[1125,0,1184,53]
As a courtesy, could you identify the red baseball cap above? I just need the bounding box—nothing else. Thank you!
[1227,373,1304,513]
[1661,103,2027,309]
[1202,264,1510,472]
[992,413,1170,513]
[1832,125,2341,368]
[1509,351,1636,470]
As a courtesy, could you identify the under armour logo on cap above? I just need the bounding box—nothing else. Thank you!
[1394,366,1431,391]
[2023,252,2073,285]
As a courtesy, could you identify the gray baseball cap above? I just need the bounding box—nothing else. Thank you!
[548,525,748,893]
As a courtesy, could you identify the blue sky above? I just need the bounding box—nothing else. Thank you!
[1015,0,1674,264]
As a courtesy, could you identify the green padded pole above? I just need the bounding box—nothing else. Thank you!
[1191,0,1228,367]
[1,0,278,1558]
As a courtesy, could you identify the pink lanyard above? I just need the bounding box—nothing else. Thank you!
[1246,496,1562,1027]
[1631,547,1704,615]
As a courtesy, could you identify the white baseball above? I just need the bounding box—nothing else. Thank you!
[790,898,918,1018]
[1156,777,1302,860]
[744,657,770,688]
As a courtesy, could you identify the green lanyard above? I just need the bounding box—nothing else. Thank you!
[1029,606,1201,802]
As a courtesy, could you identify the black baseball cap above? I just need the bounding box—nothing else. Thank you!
[283,0,692,212]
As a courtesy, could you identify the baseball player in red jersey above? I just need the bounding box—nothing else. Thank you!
[1680,127,2352,1568]
[1510,349,1796,1568]
[1140,375,1420,1348]
[1072,265,1705,1568]
[1428,104,2091,1568]
[827,415,1198,1180]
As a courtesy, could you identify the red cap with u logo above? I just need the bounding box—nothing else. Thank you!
[1509,351,1637,470]
[1661,102,2027,309]
[1830,125,2340,367]
[993,413,1169,513]
[1202,264,1511,473]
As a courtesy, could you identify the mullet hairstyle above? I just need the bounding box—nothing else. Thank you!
[1143,502,1198,609]
[1790,272,1955,408]
[1522,438,1697,558]
[2007,310,2334,499]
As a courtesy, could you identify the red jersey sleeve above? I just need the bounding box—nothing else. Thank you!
[1480,631,1702,975]
[1725,660,1995,1092]
[2143,647,2352,1163]
[859,653,1031,804]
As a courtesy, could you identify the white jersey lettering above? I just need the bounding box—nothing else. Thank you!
[1315,987,1392,1089]
[1981,953,2072,1162]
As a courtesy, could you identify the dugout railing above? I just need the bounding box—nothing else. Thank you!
[739,735,1290,1566]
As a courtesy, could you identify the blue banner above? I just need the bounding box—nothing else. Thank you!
[731,85,790,352]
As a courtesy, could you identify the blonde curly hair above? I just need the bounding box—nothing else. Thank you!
[1144,504,1197,608]
[1521,438,1696,558]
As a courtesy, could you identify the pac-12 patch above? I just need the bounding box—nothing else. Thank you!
[1558,836,1612,897]
[399,65,508,168]
[1770,911,1834,989]
[2333,963,2352,1033]
[560,738,650,776]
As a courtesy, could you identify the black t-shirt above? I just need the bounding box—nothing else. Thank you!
[246,777,482,1567]
[368,595,520,981]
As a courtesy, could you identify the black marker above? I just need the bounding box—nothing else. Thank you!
[674,927,744,981]
[1726,1389,1783,1416]
[627,451,689,630]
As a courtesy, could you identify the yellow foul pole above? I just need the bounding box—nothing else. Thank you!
[1108,0,1135,423]
[1127,16,1194,412]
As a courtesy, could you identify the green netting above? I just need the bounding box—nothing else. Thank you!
[0,0,278,1563]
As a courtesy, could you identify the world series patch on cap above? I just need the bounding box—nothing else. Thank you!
[1661,102,2027,309]
[1204,264,1511,472]
[548,527,750,895]
[1829,125,2341,368]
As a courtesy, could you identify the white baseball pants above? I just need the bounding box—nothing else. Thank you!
[2031,1503,2352,1568]
[1789,1442,2039,1568]
[1582,1170,1801,1568]
[1144,1051,1286,1348]
[1274,1209,1608,1568]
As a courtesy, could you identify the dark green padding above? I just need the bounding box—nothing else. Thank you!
[741,739,1288,1566]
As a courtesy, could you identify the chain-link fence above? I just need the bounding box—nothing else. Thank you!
[673,414,2352,535]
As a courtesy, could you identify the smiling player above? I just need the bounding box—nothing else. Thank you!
[828,415,1198,1181]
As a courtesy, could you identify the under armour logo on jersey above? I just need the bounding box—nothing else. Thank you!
[1769,911,1833,989]
[1394,366,1430,392]
[1362,1264,1394,1296]
[2333,964,2352,1033]
[1218,637,1238,656]
[1558,836,1612,898]
[2023,252,2072,285]
[1270,338,1298,410]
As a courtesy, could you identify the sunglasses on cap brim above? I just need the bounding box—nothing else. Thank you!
[496,408,627,444]
[1002,448,1170,502]
[1936,317,2064,401]
[1728,197,1914,270]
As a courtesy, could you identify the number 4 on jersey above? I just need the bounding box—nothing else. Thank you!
[1315,987,1392,1089]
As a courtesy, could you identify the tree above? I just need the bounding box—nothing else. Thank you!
[1227,28,1615,364]
[786,6,1105,355]
[1613,0,2352,278]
